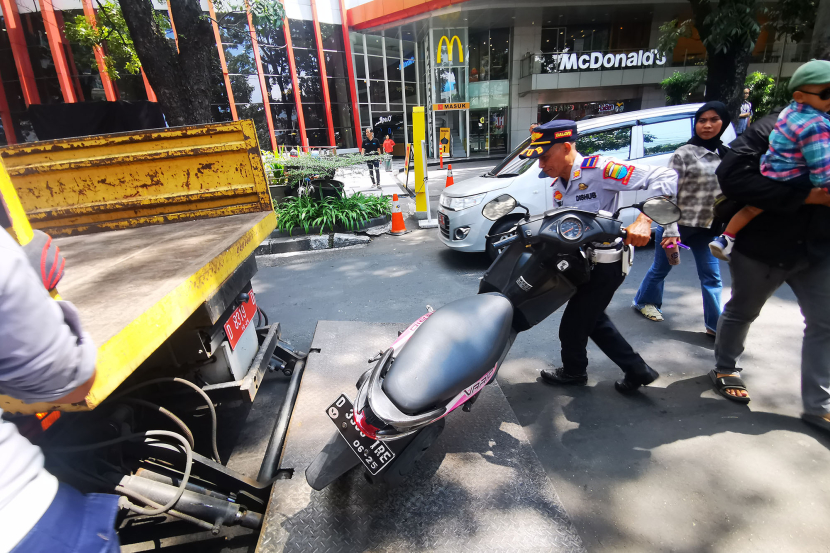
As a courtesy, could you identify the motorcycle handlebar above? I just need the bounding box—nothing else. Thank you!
[495,234,519,249]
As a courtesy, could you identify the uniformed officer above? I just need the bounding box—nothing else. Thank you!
[360,128,382,187]
[518,120,678,393]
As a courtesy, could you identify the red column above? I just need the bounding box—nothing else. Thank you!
[0,77,18,145]
[310,0,336,147]
[338,0,361,147]
[245,4,277,151]
[81,0,118,101]
[166,2,179,52]
[0,0,40,105]
[54,11,84,101]
[207,0,237,120]
[141,69,157,102]
[38,0,78,103]
[281,16,309,152]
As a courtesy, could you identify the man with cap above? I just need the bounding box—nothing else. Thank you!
[707,60,830,435]
[519,120,678,393]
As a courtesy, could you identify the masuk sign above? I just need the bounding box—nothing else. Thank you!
[554,49,667,72]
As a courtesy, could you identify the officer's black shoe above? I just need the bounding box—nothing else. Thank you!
[614,365,660,394]
[540,367,588,386]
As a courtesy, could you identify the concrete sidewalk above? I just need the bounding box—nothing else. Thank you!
[252,226,830,553]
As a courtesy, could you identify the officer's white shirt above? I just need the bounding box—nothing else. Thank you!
[549,153,678,213]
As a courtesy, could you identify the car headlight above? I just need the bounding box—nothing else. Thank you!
[440,193,486,211]
[482,194,517,220]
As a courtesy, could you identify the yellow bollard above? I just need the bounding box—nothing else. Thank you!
[412,106,427,217]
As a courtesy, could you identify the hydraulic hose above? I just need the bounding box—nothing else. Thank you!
[120,398,195,450]
[48,430,193,516]
[110,377,221,463]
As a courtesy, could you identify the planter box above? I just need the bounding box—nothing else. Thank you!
[270,214,390,238]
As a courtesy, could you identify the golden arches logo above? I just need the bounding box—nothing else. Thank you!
[437,35,464,64]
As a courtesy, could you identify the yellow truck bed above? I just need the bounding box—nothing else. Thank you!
[0,120,276,414]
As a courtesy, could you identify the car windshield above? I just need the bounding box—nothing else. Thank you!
[488,137,538,177]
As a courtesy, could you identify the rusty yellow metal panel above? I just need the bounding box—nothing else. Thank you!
[0,210,277,414]
[0,158,34,245]
[0,120,273,236]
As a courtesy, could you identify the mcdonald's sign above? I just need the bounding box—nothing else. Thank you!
[436,35,464,64]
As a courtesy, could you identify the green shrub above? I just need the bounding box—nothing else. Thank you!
[275,193,392,234]
[263,151,389,186]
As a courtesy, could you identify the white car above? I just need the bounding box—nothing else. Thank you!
[437,104,736,259]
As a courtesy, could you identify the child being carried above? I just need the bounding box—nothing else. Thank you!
[710,59,830,261]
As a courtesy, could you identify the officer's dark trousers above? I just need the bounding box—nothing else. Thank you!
[560,260,649,376]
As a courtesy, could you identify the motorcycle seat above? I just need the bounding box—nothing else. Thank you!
[382,293,514,415]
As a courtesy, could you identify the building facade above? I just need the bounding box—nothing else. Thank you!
[0,0,821,156]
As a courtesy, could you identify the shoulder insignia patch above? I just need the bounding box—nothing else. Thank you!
[581,155,600,169]
[603,161,635,185]
[578,182,588,190]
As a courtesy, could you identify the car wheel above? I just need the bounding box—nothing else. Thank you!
[485,217,522,261]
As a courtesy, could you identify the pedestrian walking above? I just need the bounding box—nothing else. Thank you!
[709,60,830,430]
[360,128,381,187]
[737,88,752,135]
[383,134,395,172]
[633,101,731,335]
[520,120,678,394]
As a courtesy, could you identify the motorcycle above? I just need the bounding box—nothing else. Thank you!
[306,197,682,490]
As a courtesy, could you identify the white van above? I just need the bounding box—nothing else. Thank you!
[437,104,736,259]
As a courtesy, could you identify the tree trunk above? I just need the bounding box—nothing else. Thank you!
[119,0,215,126]
[704,46,752,124]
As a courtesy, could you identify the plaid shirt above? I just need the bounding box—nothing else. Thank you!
[761,101,830,187]
[662,143,722,236]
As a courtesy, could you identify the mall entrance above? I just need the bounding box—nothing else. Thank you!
[434,108,468,158]
[470,107,508,157]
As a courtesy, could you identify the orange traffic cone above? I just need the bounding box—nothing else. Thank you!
[390,193,407,235]
[445,164,454,187]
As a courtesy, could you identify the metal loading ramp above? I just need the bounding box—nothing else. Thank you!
[257,321,585,552]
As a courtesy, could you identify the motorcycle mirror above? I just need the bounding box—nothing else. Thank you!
[638,197,682,225]
[514,201,531,220]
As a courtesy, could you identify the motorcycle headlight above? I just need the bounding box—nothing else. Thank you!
[441,193,486,211]
[482,194,517,221]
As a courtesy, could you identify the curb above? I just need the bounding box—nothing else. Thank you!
[255,233,371,256]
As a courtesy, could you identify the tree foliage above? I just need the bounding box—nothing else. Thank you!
[66,0,285,81]
[764,0,818,42]
[657,0,815,123]
[64,1,167,80]
[745,71,792,119]
[661,67,708,105]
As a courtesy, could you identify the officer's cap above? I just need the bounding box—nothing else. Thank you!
[789,59,830,92]
[518,120,578,159]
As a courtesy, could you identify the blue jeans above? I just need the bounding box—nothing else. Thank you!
[11,483,120,553]
[633,225,723,333]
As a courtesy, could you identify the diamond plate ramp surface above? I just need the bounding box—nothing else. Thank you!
[257,321,584,553]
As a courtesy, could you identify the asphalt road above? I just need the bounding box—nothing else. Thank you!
[246,163,830,552]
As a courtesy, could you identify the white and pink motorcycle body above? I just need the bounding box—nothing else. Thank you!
[306,198,680,489]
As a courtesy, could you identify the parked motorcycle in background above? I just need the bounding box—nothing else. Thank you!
[306,197,682,490]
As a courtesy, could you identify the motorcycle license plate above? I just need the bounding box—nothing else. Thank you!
[326,394,396,475]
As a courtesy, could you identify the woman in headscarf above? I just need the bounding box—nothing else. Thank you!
[633,101,732,335]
